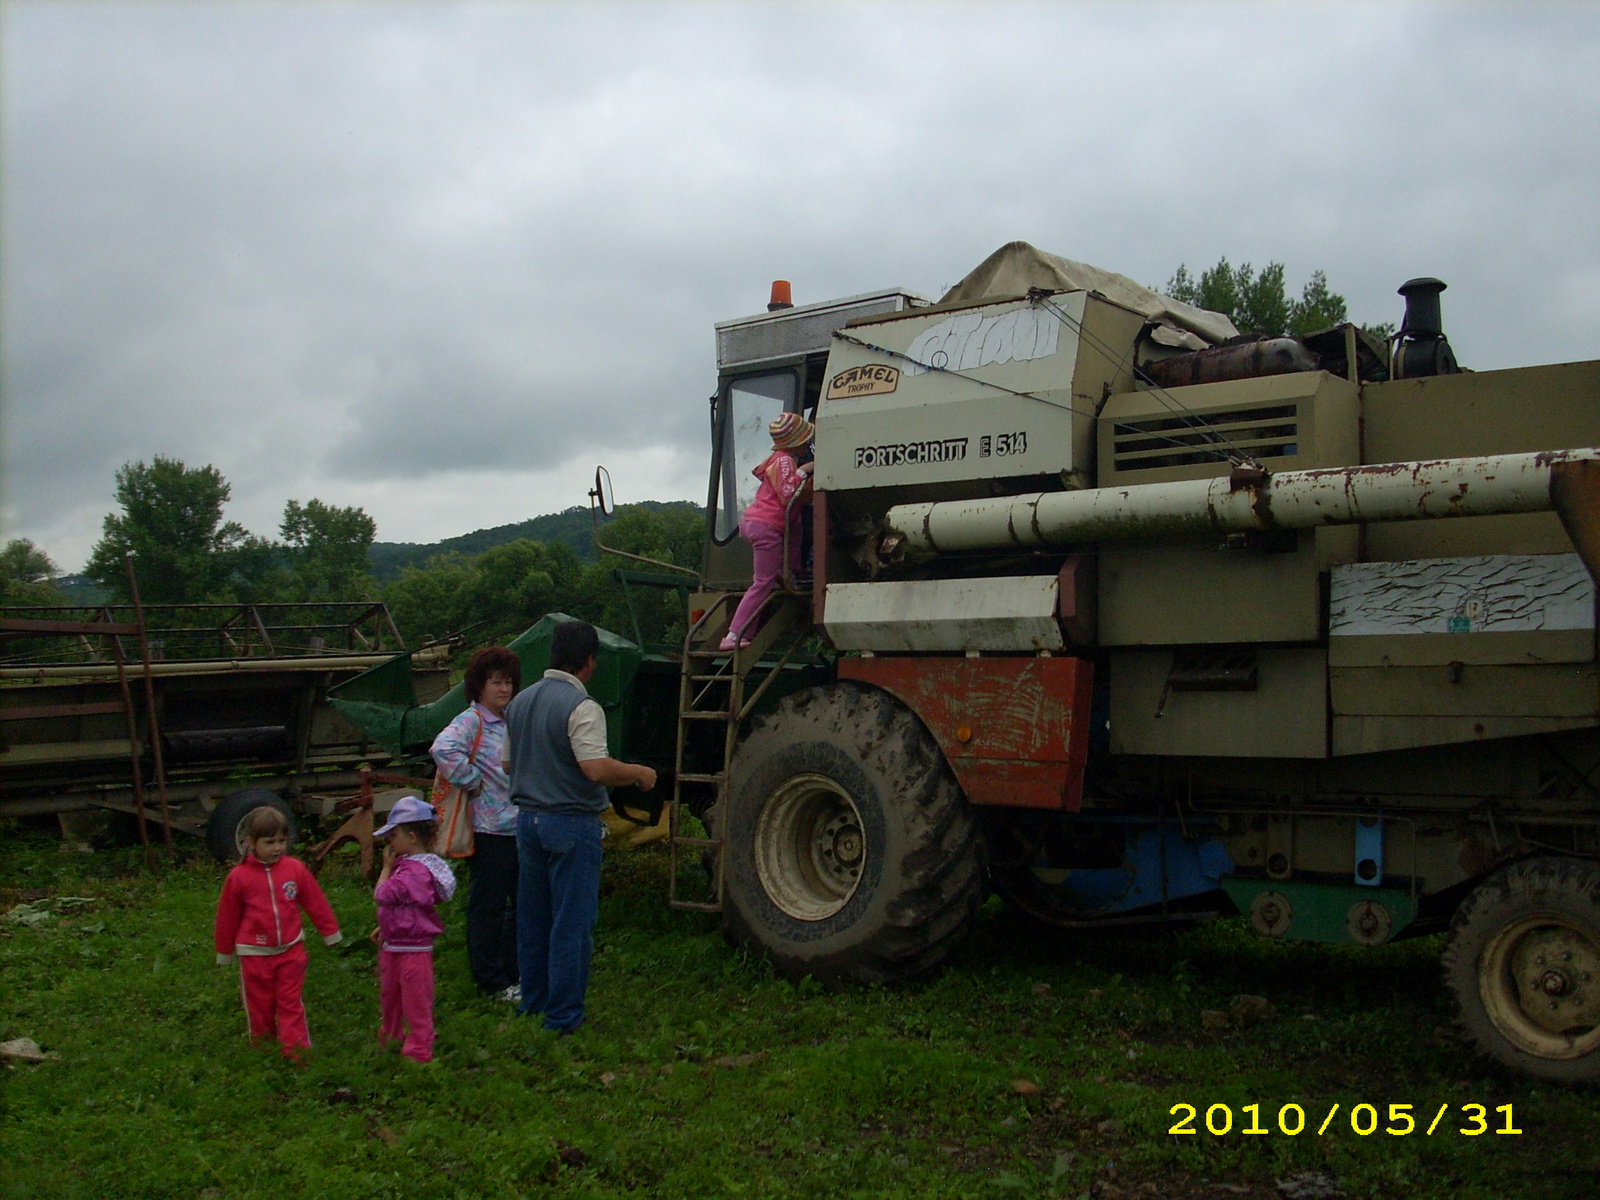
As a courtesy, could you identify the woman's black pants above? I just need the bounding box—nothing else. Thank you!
[465,832,520,993]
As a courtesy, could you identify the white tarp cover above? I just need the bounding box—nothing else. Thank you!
[938,241,1239,351]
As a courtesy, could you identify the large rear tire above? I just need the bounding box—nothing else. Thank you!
[717,683,985,984]
[1442,856,1600,1085]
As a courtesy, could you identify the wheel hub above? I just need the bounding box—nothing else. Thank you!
[753,773,867,922]
[1538,969,1572,997]
[1481,915,1600,1058]
[1249,890,1293,938]
[827,815,863,868]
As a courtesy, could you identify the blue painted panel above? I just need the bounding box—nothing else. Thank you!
[1060,867,1135,911]
[1053,822,1234,916]
[1354,816,1384,887]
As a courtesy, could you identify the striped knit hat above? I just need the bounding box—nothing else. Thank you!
[769,412,815,450]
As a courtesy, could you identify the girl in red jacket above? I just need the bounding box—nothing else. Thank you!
[214,806,342,1060]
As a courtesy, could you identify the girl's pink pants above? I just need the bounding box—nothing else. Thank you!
[379,949,435,1063]
[728,517,801,640]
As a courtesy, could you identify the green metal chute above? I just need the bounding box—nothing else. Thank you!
[328,614,643,759]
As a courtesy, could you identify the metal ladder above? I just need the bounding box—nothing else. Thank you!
[667,589,813,912]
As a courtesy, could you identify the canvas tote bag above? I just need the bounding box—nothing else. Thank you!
[430,717,484,859]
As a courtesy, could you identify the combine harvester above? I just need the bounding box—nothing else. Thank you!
[672,243,1600,1084]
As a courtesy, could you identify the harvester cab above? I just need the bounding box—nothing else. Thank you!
[701,282,931,591]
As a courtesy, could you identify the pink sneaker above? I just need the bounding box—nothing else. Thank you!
[717,635,752,652]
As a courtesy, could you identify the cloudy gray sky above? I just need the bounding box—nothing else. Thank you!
[4,1,1598,571]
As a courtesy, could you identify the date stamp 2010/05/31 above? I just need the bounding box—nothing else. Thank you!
[1168,1102,1521,1138]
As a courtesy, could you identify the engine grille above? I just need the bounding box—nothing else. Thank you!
[1111,403,1298,472]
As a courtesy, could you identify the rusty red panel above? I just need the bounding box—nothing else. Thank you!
[837,656,1093,811]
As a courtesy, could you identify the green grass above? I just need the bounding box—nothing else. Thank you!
[3,823,1597,1199]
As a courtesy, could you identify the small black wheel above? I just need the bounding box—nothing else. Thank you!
[718,683,986,984]
[205,787,297,863]
[1442,856,1600,1085]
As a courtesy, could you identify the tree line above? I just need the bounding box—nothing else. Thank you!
[1163,257,1396,341]
[2,456,704,651]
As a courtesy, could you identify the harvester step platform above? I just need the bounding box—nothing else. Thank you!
[671,835,721,849]
[676,772,726,784]
[671,900,722,914]
[680,710,732,721]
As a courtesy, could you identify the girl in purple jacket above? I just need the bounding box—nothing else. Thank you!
[373,796,457,1062]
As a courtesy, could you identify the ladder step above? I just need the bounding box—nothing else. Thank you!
[688,674,734,682]
[671,836,721,848]
[669,899,722,913]
[680,710,732,721]
[676,772,725,784]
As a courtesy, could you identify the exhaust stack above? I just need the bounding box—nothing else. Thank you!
[1394,277,1460,377]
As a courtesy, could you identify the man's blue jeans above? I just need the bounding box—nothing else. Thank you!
[515,809,602,1032]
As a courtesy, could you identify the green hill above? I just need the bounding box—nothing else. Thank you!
[368,500,701,582]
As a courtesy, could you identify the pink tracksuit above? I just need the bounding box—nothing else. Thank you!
[375,853,456,1062]
[728,450,810,641]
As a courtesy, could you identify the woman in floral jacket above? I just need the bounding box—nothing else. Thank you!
[430,646,521,1000]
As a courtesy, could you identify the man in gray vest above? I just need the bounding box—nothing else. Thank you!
[503,620,656,1033]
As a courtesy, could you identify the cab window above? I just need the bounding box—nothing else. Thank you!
[714,372,797,542]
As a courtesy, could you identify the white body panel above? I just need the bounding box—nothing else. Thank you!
[824,576,1064,653]
[814,293,1087,493]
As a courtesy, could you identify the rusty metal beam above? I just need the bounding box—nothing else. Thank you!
[0,653,394,681]
[0,702,127,722]
[886,448,1600,555]
[0,618,142,637]
[124,553,173,852]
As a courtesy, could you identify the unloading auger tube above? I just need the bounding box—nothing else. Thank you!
[883,448,1600,573]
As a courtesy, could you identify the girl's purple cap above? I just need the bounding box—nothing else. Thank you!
[374,795,435,837]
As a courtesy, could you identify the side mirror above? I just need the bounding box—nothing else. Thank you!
[589,466,615,518]
[585,462,701,584]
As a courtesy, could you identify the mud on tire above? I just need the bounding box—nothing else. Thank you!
[1442,856,1600,1085]
[717,683,986,984]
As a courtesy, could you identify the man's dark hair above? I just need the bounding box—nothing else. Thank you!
[549,620,600,675]
[464,646,522,702]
